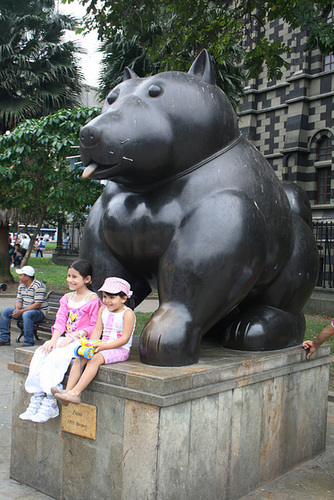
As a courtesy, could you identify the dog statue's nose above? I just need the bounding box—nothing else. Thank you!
[80,125,102,147]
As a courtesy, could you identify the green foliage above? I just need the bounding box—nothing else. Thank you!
[0,107,103,226]
[66,0,334,104]
[97,33,156,97]
[98,30,245,110]
[0,0,85,133]
[79,0,246,108]
[244,38,290,81]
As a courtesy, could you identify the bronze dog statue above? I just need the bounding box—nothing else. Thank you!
[79,50,319,366]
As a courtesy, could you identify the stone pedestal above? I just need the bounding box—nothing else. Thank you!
[8,340,332,500]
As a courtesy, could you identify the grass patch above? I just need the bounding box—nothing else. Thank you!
[15,257,69,294]
[45,241,57,251]
[134,312,152,335]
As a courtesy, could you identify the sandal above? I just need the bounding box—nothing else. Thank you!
[51,386,66,397]
[55,392,81,405]
[54,392,70,406]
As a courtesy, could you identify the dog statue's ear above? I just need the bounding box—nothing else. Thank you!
[188,49,216,85]
[123,67,139,81]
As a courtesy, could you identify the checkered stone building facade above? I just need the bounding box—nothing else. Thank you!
[239,11,334,221]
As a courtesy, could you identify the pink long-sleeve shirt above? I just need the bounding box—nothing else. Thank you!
[51,294,101,339]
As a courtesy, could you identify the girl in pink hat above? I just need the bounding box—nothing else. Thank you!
[53,277,136,405]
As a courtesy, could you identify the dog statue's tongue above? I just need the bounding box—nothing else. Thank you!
[82,163,98,179]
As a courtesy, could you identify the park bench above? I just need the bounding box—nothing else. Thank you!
[16,291,62,343]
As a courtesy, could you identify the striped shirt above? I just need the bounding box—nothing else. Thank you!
[16,279,49,317]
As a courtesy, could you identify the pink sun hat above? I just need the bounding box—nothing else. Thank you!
[98,277,133,298]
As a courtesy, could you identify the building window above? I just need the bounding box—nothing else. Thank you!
[323,53,334,71]
[323,8,334,71]
[317,136,331,161]
[317,168,331,203]
[316,136,332,204]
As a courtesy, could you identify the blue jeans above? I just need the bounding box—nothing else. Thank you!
[0,308,45,345]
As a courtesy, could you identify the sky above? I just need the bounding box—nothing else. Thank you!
[58,0,102,88]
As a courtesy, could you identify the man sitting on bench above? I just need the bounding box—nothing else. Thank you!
[0,266,48,346]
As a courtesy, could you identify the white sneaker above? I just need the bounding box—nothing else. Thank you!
[30,398,59,423]
[19,395,45,421]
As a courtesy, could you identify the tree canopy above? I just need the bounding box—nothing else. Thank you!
[0,0,85,134]
[0,106,104,266]
[65,0,334,105]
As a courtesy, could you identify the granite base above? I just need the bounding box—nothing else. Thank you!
[8,340,332,500]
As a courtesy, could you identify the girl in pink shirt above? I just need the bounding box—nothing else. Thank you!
[54,277,135,405]
[19,260,101,423]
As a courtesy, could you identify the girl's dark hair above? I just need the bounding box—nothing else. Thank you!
[102,290,135,310]
[68,260,93,290]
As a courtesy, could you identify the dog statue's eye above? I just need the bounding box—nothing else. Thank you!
[107,91,119,105]
[148,85,163,97]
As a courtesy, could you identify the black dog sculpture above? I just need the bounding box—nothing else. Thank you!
[79,50,319,366]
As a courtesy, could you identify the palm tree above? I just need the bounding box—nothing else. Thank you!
[98,30,245,111]
[0,0,84,134]
[0,0,85,279]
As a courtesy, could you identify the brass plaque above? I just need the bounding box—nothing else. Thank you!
[61,403,97,440]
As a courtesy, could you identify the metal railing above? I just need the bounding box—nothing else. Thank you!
[313,220,334,288]
[55,222,84,254]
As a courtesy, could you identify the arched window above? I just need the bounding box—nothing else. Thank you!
[323,9,334,71]
[317,136,331,161]
[316,136,332,204]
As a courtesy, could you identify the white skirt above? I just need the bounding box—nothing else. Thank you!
[25,337,80,396]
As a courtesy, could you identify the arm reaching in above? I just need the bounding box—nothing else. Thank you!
[303,322,334,359]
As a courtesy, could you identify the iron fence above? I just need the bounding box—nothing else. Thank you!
[313,220,334,288]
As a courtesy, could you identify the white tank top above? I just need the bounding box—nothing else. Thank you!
[67,291,95,308]
[101,306,135,351]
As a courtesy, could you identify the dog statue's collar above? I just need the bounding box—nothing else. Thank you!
[124,134,243,193]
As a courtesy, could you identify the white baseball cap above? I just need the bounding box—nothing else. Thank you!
[16,266,35,277]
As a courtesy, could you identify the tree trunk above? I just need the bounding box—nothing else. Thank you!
[0,219,14,283]
[21,224,42,267]
[20,210,46,267]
